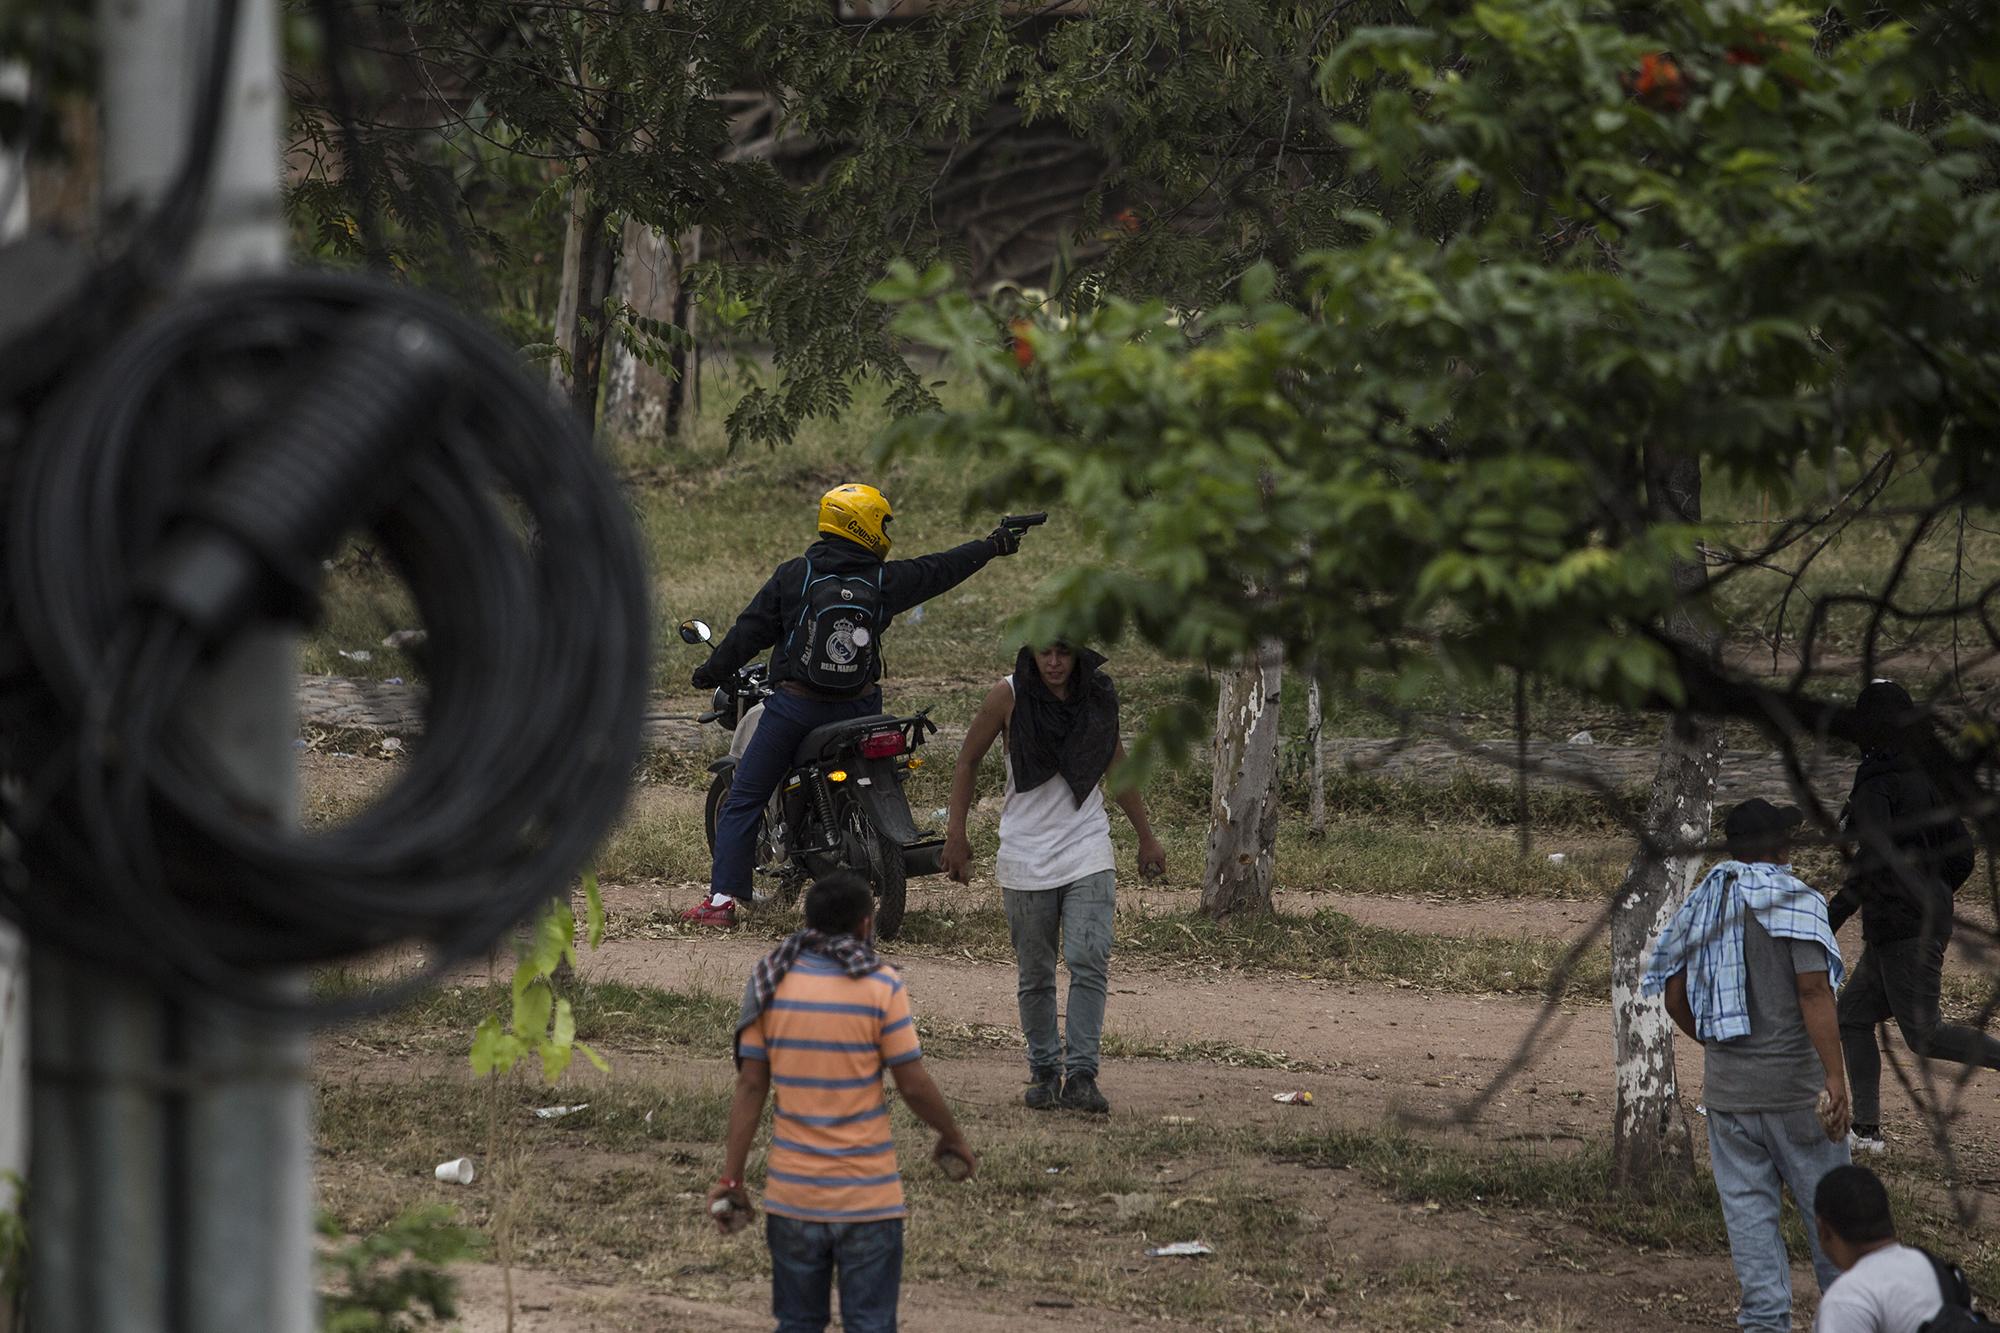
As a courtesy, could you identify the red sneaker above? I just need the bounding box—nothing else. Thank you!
[679,896,738,928]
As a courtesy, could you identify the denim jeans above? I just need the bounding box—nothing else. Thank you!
[711,688,883,901]
[1706,1108,1849,1332]
[766,1214,904,1333]
[1003,870,1115,1079]
[1839,933,2000,1127]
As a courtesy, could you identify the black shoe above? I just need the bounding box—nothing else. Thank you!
[1059,1072,1109,1114]
[1024,1070,1062,1111]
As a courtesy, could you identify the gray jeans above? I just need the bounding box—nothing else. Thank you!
[1003,871,1115,1079]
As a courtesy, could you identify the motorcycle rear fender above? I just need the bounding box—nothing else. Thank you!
[708,758,735,776]
[850,764,925,846]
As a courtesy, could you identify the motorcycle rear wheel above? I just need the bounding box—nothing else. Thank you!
[859,817,907,941]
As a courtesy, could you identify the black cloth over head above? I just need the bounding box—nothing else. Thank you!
[1010,644,1119,808]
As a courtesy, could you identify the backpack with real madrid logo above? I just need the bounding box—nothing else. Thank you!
[789,558,884,692]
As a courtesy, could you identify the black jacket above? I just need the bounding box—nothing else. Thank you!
[695,535,998,698]
[1829,750,1966,944]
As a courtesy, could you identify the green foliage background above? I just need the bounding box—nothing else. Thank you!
[883,1,2000,767]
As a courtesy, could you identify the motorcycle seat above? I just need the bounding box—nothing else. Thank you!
[793,714,899,765]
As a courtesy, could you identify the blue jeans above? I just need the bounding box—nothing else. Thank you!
[1706,1108,1849,1332]
[1003,871,1115,1079]
[711,688,882,901]
[766,1214,903,1333]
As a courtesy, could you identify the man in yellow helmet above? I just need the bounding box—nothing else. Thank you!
[682,484,1024,925]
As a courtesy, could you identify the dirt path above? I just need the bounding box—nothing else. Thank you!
[602,875,2000,985]
[455,922,2000,1160]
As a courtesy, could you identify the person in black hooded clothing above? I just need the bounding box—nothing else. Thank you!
[943,642,1166,1113]
[1832,679,2000,1152]
[682,483,1023,926]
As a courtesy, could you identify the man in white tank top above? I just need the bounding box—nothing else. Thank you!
[942,643,1166,1113]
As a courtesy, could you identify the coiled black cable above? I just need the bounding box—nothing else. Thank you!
[0,270,651,1014]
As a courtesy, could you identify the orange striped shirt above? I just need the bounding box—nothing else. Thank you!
[739,952,922,1222]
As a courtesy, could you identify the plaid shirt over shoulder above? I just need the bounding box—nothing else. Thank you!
[1641,860,1843,1043]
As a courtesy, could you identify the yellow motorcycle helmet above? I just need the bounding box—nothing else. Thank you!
[817,483,893,558]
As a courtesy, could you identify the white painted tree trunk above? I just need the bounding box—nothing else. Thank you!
[1610,713,1721,1194]
[1306,674,1327,836]
[1610,444,1719,1196]
[1202,639,1285,917]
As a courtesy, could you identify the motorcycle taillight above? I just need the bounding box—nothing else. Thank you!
[859,730,907,759]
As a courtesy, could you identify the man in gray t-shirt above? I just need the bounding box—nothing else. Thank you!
[1703,914,1838,1113]
[1657,799,1852,1333]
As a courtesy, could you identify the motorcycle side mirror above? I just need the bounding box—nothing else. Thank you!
[679,619,712,645]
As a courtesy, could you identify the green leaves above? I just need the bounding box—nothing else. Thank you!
[318,1205,484,1332]
[468,877,607,1084]
[883,1,2000,746]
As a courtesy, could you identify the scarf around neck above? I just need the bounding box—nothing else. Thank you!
[734,928,880,1064]
[1009,644,1119,808]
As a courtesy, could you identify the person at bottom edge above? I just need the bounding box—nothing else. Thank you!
[941,641,1166,1116]
[709,870,976,1333]
[1643,797,1852,1333]
[1813,1163,1992,1332]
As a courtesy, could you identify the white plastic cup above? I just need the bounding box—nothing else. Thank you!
[434,1157,475,1185]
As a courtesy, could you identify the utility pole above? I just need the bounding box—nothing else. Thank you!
[27,0,309,1327]
[1,61,31,1330]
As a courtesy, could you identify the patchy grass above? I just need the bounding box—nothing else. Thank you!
[316,1052,2000,1326]
[316,1072,1474,1323]
[324,975,1320,1075]
[878,903,1611,997]
[598,754,1631,909]
[626,903,1614,999]
[304,546,424,681]
[595,782,710,885]
[323,977,740,1057]
[1276,1129,1728,1252]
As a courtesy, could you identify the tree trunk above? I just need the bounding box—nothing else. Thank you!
[671,226,701,432]
[1610,446,1721,1197]
[548,184,620,427]
[1306,674,1327,837]
[1202,639,1285,917]
[602,221,698,444]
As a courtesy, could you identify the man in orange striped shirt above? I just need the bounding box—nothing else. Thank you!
[710,870,975,1332]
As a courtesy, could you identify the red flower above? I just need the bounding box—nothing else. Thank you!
[1009,318,1035,370]
[1114,207,1141,235]
[1632,51,1687,112]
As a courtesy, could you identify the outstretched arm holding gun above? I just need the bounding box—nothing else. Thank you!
[987,511,1047,556]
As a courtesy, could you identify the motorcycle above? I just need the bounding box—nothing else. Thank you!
[677,619,945,940]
